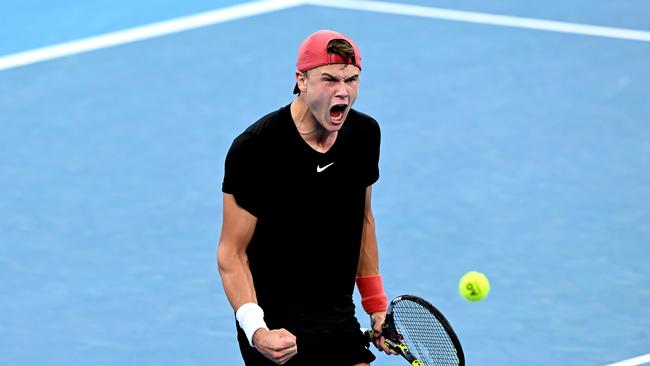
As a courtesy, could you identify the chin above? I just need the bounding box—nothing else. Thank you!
[327,121,345,132]
[328,115,347,130]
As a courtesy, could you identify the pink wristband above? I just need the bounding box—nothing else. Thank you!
[356,274,388,314]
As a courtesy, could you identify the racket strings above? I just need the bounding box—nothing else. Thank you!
[392,299,460,366]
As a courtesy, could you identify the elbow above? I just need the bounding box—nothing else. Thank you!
[217,241,246,275]
[216,243,229,274]
[364,214,374,226]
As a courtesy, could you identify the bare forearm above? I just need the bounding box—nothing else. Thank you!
[217,245,257,310]
[357,211,379,276]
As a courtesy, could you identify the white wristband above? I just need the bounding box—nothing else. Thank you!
[235,303,269,347]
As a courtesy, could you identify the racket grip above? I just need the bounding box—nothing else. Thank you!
[365,330,395,352]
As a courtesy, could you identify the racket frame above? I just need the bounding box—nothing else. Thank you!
[371,294,465,366]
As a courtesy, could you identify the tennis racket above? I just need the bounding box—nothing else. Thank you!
[365,294,465,366]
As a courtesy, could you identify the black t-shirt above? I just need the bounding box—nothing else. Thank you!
[223,103,380,336]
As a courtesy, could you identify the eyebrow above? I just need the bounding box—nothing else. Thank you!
[321,72,359,81]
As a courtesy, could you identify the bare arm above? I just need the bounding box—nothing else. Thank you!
[358,186,379,276]
[356,186,394,354]
[217,193,297,364]
[217,193,258,310]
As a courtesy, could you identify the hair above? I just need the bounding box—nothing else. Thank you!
[296,39,357,94]
[327,39,357,65]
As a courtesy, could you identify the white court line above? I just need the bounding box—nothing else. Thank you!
[2,0,650,72]
[0,0,305,71]
[306,0,650,42]
[607,354,650,366]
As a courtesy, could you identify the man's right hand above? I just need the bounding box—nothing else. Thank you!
[252,328,298,365]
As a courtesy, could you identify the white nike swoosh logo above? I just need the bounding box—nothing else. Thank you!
[316,162,334,173]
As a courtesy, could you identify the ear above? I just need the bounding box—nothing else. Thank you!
[295,71,307,94]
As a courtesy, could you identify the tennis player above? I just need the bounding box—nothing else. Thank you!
[217,29,390,365]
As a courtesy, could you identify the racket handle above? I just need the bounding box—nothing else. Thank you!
[365,329,391,349]
[365,330,423,365]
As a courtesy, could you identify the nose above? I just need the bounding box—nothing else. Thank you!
[334,80,349,99]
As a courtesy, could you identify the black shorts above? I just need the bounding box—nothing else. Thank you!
[236,322,376,366]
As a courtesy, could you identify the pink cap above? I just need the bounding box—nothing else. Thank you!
[296,29,362,72]
[293,30,362,94]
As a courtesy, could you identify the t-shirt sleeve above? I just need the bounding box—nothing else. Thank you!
[364,119,381,187]
[222,132,261,217]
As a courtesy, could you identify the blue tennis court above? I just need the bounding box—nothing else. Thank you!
[1,1,649,365]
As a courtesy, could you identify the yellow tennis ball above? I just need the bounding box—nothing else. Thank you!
[459,271,490,302]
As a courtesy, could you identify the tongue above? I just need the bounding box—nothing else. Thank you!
[330,109,343,120]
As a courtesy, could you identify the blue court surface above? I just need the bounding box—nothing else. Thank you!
[1,1,649,365]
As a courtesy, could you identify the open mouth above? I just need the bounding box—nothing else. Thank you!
[329,104,348,123]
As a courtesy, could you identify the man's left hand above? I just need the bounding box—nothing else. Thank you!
[369,312,395,355]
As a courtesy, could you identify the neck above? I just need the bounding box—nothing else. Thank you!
[290,97,337,153]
